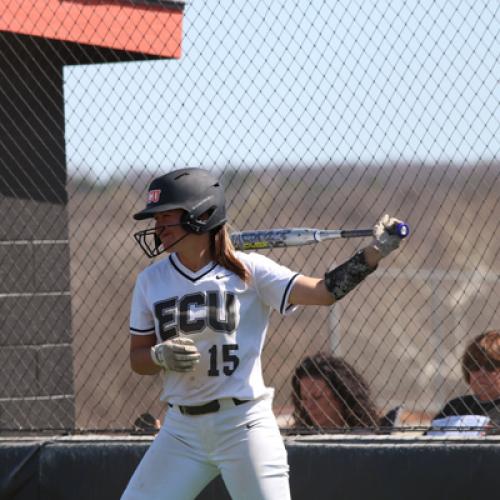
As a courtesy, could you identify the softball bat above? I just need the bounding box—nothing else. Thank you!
[230,223,409,251]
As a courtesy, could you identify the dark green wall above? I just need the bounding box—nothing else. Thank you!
[1,438,499,500]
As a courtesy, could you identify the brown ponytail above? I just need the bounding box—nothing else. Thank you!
[211,225,250,283]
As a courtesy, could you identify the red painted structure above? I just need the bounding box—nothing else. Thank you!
[0,0,183,57]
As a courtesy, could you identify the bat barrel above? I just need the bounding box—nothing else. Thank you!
[230,229,301,250]
[231,222,409,251]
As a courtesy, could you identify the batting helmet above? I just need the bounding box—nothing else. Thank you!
[133,168,227,233]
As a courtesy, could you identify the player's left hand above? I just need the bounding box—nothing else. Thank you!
[151,337,201,372]
[371,214,404,257]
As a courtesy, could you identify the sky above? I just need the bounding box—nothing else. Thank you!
[63,0,499,182]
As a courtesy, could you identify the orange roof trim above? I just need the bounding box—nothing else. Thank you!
[0,0,183,58]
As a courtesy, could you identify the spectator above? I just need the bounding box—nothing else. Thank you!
[291,353,380,431]
[132,412,161,435]
[429,330,500,436]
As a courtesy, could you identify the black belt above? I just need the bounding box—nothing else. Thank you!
[168,398,249,416]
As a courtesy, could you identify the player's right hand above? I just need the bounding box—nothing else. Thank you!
[150,337,201,372]
[371,214,404,257]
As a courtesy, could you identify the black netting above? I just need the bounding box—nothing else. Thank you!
[0,0,498,435]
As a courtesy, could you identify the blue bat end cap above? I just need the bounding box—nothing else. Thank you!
[396,223,410,238]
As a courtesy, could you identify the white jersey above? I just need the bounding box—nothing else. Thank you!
[130,251,299,405]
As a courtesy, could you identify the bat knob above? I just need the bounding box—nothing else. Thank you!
[388,222,410,238]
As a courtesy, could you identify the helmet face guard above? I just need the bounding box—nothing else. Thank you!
[133,168,226,258]
[133,221,192,258]
[133,227,163,258]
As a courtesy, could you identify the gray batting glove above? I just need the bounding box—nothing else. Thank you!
[371,214,403,257]
[150,337,201,372]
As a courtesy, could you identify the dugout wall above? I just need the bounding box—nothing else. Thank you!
[0,1,183,431]
[1,436,500,500]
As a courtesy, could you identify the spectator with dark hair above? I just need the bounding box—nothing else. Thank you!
[429,330,500,435]
[291,353,380,431]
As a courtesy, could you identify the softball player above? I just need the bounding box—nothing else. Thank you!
[121,168,404,500]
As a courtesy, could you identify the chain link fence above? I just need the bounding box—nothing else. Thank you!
[0,0,499,434]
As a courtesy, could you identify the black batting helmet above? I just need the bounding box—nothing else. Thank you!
[133,168,227,233]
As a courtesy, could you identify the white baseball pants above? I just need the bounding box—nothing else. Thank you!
[121,396,290,500]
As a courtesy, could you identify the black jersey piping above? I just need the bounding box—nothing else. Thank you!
[169,255,218,282]
[130,326,155,333]
[280,273,299,314]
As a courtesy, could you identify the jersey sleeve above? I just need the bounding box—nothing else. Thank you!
[129,273,155,335]
[243,252,300,315]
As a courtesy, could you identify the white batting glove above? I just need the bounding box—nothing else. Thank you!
[371,214,404,257]
[150,337,201,372]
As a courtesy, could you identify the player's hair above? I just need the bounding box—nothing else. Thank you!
[211,225,250,283]
[291,353,379,430]
[462,330,500,384]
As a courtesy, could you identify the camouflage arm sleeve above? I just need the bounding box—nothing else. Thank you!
[324,250,377,301]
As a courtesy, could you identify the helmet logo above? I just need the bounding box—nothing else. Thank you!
[147,189,161,204]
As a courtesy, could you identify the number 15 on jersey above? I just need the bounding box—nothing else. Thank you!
[208,344,239,376]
